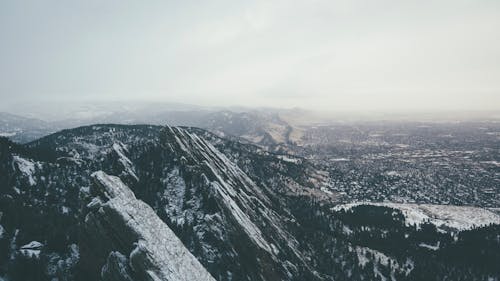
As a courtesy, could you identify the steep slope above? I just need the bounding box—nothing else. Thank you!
[0,125,327,280]
[80,171,215,281]
[144,126,319,280]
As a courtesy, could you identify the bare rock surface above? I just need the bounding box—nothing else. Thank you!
[82,170,215,281]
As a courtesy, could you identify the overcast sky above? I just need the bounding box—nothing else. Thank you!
[1,0,499,112]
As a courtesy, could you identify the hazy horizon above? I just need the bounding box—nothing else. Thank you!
[1,99,499,124]
[1,0,500,112]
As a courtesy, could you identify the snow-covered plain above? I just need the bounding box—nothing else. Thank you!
[333,202,500,231]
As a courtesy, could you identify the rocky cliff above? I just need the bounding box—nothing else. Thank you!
[80,171,215,281]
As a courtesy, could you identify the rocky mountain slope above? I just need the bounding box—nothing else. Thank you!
[0,124,499,281]
[0,124,327,280]
[81,171,215,281]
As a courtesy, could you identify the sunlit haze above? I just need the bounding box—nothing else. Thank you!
[1,0,499,112]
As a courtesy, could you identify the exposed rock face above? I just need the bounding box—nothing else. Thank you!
[155,126,319,280]
[81,170,215,281]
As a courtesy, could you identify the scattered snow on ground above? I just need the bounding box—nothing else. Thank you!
[342,225,353,235]
[333,202,500,231]
[354,246,413,281]
[356,247,394,268]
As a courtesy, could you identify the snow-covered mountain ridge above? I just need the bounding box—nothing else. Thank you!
[0,124,499,281]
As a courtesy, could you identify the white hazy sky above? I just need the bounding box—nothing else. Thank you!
[1,0,499,112]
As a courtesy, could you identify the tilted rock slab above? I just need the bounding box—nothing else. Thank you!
[82,170,215,281]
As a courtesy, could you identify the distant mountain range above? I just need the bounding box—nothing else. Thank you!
[0,112,57,143]
[0,106,304,149]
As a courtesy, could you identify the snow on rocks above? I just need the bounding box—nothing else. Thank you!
[210,181,272,253]
[418,241,440,251]
[86,171,215,281]
[163,126,279,254]
[13,155,38,186]
[113,142,139,181]
[91,170,136,200]
[19,241,43,258]
[333,202,500,231]
[159,126,322,279]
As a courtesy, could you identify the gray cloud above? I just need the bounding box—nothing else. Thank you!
[1,0,499,112]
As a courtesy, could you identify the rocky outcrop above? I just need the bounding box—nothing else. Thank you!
[158,126,319,280]
[80,171,215,281]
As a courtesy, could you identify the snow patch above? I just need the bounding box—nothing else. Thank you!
[330,158,349,162]
[385,171,400,177]
[419,241,440,251]
[277,155,300,164]
[334,202,500,231]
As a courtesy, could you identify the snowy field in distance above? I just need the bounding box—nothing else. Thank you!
[333,202,500,231]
